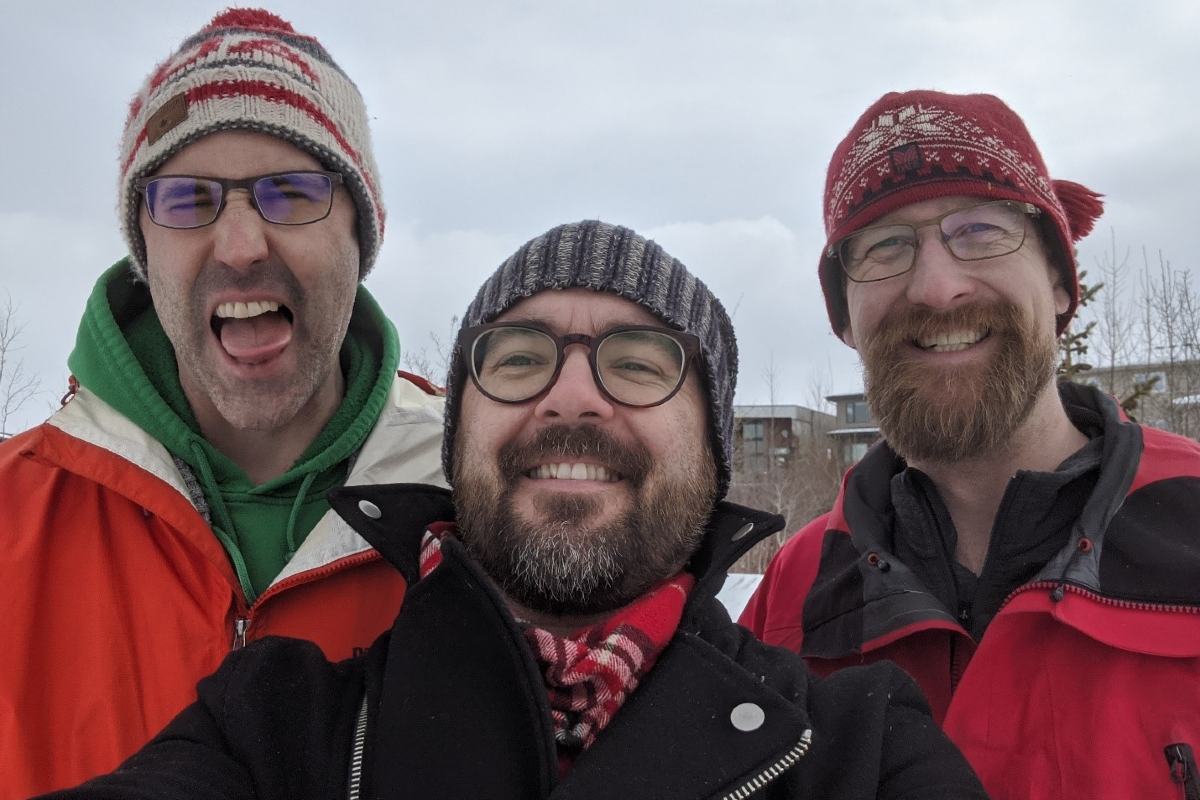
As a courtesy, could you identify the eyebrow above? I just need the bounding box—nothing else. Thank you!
[499,316,553,327]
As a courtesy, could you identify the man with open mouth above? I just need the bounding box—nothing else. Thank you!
[0,8,444,797]
[742,90,1200,800]
[40,220,987,800]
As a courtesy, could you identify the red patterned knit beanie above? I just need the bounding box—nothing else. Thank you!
[819,90,1103,336]
[118,8,384,280]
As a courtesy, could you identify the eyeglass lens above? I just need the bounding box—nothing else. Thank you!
[470,327,687,406]
[143,172,335,229]
[840,201,1029,282]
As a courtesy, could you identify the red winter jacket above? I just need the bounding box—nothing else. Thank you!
[741,385,1200,800]
[0,377,445,799]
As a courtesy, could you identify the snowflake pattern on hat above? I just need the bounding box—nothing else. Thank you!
[826,102,1057,233]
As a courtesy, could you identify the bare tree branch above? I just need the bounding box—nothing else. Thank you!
[401,314,460,389]
[0,294,43,438]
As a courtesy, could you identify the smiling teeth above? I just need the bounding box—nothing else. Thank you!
[215,300,281,319]
[917,329,986,352]
[529,463,619,482]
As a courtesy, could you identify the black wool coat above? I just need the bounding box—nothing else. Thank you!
[44,484,987,800]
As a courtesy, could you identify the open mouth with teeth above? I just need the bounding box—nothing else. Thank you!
[526,462,622,482]
[914,327,990,353]
[210,300,295,364]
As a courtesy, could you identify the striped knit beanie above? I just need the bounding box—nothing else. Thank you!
[443,220,739,499]
[819,90,1104,336]
[118,8,384,280]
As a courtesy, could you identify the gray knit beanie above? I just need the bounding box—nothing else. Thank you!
[443,220,739,499]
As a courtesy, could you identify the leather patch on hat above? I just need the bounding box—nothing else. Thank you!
[146,92,188,145]
[889,142,924,176]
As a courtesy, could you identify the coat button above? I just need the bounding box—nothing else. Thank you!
[358,500,382,520]
[730,702,765,732]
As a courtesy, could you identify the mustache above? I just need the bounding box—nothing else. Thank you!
[864,302,1022,349]
[497,425,653,485]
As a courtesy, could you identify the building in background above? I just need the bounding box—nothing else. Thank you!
[733,404,834,477]
[728,404,839,572]
[825,391,881,468]
[1080,359,1200,439]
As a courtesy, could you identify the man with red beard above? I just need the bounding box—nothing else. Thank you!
[741,90,1200,800]
[0,9,444,797]
[41,220,988,800]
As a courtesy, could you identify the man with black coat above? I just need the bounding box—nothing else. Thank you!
[44,220,986,800]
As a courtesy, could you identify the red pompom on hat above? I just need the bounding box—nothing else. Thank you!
[818,90,1103,337]
[202,8,298,33]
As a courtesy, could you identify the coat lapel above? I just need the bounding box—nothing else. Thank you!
[368,539,558,800]
[553,630,809,799]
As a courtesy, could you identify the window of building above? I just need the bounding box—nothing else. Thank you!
[741,421,765,456]
[846,400,871,424]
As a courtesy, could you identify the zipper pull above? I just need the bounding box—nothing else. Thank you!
[232,617,250,650]
[1165,743,1200,800]
[60,375,79,406]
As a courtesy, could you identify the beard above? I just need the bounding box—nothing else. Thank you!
[860,302,1057,464]
[452,425,717,616]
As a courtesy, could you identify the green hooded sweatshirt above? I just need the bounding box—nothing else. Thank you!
[68,260,400,602]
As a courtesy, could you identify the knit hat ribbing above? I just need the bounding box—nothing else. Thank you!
[819,90,1104,336]
[118,8,384,280]
[442,220,739,499]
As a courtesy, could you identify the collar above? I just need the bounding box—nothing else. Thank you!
[841,382,1140,580]
[327,483,784,609]
[337,488,807,800]
[803,382,1147,658]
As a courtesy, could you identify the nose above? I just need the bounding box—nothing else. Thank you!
[211,190,270,270]
[532,346,615,422]
[903,230,977,310]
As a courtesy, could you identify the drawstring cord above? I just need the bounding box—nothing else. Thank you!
[284,471,319,562]
[188,440,256,600]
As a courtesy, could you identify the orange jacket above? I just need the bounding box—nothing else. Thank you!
[0,378,445,799]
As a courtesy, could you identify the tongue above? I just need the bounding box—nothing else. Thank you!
[218,311,293,362]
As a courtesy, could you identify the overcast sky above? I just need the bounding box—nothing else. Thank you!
[2,0,1197,434]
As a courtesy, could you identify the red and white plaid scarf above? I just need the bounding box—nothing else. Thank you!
[418,525,693,765]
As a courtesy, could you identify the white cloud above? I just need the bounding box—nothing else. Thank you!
[2,0,1196,432]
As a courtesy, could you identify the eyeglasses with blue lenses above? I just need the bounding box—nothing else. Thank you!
[135,171,344,229]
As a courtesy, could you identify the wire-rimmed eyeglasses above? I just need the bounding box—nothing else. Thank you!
[830,200,1042,283]
[135,171,344,229]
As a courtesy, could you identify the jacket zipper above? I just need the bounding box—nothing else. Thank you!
[1166,743,1200,800]
[347,694,370,800]
[342,695,813,800]
[720,729,813,800]
[232,617,250,650]
[229,549,386,652]
[1004,580,1200,614]
[255,549,383,608]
